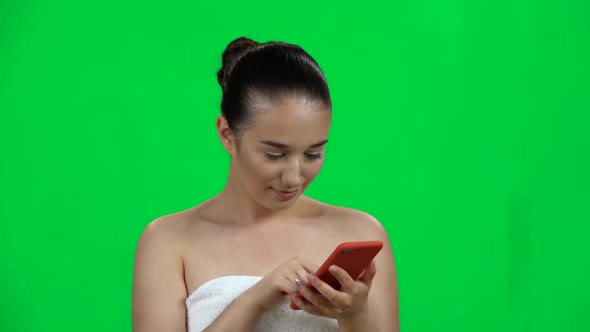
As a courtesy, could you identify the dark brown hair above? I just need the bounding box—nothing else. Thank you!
[217,37,331,136]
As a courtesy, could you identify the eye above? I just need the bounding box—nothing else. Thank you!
[304,153,323,161]
[264,152,284,160]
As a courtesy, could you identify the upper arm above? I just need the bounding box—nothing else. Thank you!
[364,215,400,332]
[132,218,188,332]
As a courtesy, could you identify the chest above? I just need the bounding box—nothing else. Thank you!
[182,222,345,295]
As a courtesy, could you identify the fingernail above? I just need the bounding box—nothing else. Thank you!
[329,265,338,273]
[308,274,316,281]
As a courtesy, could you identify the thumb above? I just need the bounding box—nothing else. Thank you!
[358,259,377,287]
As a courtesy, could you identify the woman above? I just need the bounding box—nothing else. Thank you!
[132,37,399,331]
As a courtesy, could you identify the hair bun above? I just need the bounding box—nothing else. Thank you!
[217,37,261,89]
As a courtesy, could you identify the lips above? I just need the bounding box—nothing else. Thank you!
[272,188,299,200]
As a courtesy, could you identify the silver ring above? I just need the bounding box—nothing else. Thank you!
[294,278,303,287]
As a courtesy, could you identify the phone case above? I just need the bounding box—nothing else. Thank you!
[290,240,383,310]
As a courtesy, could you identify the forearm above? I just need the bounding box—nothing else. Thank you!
[202,293,264,332]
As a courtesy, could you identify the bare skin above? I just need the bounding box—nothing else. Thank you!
[132,97,399,331]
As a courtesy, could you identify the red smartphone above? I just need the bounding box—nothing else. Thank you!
[290,240,383,310]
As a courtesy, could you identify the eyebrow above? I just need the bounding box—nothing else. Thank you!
[258,139,328,149]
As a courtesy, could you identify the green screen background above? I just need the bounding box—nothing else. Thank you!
[1,1,589,331]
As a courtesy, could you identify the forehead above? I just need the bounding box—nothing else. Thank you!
[245,99,331,145]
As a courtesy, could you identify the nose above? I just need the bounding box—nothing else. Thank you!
[281,159,303,188]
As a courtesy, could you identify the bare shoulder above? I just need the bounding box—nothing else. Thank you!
[304,197,390,241]
[138,209,192,244]
[334,205,387,232]
[133,208,196,283]
[132,208,196,331]
[134,213,189,261]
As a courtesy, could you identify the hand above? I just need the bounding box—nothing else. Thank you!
[241,257,320,311]
[290,259,377,320]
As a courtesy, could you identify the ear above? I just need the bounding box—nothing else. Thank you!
[216,115,236,155]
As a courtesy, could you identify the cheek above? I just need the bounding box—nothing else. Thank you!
[303,161,324,181]
[241,155,277,184]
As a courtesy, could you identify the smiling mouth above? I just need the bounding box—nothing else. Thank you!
[272,188,299,200]
[276,188,298,193]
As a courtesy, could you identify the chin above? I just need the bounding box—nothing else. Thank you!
[260,195,300,211]
[260,199,296,211]
[274,200,298,210]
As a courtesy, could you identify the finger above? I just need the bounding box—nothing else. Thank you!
[299,283,334,309]
[328,265,356,291]
[289,257,319,282]
[284,272,303,294]
[300,260,320,275]
[291,293,324,316]
[291,293,308,311]
[358,259,378,288]
[295,266,312,284]
[306,273,344,305]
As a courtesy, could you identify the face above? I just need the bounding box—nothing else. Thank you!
[218,97,331,211]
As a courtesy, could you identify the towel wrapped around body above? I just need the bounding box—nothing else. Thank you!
[186,275,339,332]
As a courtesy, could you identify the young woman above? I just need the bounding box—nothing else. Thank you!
[132,37,399,332]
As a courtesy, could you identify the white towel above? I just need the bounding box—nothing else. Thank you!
[186,275,339,332]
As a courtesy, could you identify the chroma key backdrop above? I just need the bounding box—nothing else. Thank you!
[1,1,589,332]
